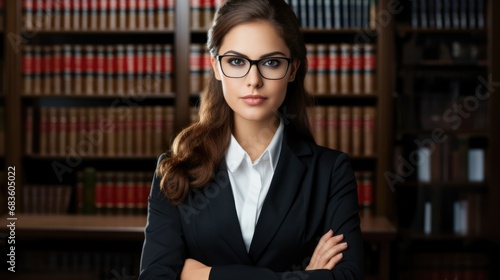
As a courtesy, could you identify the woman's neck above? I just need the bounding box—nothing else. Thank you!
[233,116,280,162]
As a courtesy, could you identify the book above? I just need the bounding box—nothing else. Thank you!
[328,44,339,94]
[468,148,484,182]
[339,44,352,94]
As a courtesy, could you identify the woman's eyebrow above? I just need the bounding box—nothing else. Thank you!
[222,50,289,58]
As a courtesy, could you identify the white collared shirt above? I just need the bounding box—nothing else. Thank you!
[225,120,284,252]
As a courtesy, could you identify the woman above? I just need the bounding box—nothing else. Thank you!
[139,0,363,279]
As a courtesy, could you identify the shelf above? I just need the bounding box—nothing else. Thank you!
[191,27,379,35]
[0,214,146,240]
[24,155,159,161]
[401,60,488,68]
[1,214,396,241]
[397,129,489,138]
[396,181,488,191]
[22,94,176,99]
[398,229,487,242]
[397,25,487,36]
[22,29,175,35]
[311,94,378,99]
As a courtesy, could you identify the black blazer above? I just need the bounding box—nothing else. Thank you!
[139,126,363,280]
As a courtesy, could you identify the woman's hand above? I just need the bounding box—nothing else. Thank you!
[306,229,347,271]
[180,258,212,280]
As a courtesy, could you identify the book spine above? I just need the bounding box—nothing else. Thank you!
[109,0,118,29]
[117,0,127,29]
[115,45,125,94]
[351,44,363,95]
[137,0,147,29]
[190,44,202,94]
[162,45,173,94]
[305,44,317,94]
[363,44,376,95]
[420,0,428,28]
[339,44,352,95]
[136,45,146,93]
[73,45,83,95]
[83,45,95,95]
[191,0,201,29]
[127,0,138,30]
[81,0,90,30]
[22,45,33,94]
[32,45,42,95]
[89,0,99,29]
[125,44,136,95]
[52,45,62,95]
[328,44,339,95]
[72,0,81,30]
[167,0,175,30]
[313,106,326,147]
[24,0,34,31]
[98,0,108,30]
[82,167,97,214]
[42,46,53,95]
[326,106,339,150]
[316,44,328,95]
[62,44,73,95]
[95,45,105,94]
[351,106,362,156]
[339,106,351,154]
[58,107,67,156]
[333,0,341,29]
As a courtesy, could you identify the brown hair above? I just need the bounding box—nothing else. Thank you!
[158,0,314,204]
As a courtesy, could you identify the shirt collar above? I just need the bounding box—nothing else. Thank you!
[226,119,284,172]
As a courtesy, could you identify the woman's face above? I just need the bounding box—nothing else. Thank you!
[211,21,299,126]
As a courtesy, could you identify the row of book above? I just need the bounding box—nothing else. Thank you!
[22,184,72,214]
[284,0,377,29]
[305,43,376,95]
[411,140,485,183]
[77,168,152,215]
[420,193,482,236]
[25,106,175,157]
[307,106,376,157]
[190,0,225,29]
[18,249,140,280]
[355,171,374,209]
[23,0,175,31]
[413,253,489,280]
[411,0,486,29]
[23,44,174,96]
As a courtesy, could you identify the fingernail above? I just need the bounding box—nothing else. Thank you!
[341,242,348,247]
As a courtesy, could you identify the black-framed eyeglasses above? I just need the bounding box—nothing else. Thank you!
[217,55,292,80]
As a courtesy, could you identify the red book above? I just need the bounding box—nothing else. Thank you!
[115,45,126,94]
[151,45,161,94]
[163,45,173,94]
[95,45,106,94]
[145,45,155,94]
[135,45,146,93]
[125,173,137,215]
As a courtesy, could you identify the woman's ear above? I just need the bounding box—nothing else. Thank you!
[211,56,222,81]
[288,60,301,82]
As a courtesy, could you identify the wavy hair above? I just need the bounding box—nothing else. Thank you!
[158,0,314,204]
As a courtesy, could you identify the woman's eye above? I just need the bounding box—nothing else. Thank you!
[228,58,246,66]
[263,59,281,67]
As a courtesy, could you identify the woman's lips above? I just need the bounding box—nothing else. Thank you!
[241,95,267,105]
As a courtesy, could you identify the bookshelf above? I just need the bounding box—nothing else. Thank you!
[392,0,500,279]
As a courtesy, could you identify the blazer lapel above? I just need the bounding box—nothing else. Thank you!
[207,161,253,265]
[248,132,309,262]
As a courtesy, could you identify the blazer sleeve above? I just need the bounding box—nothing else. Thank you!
[139,154,186,280]
[209,153,363,280]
